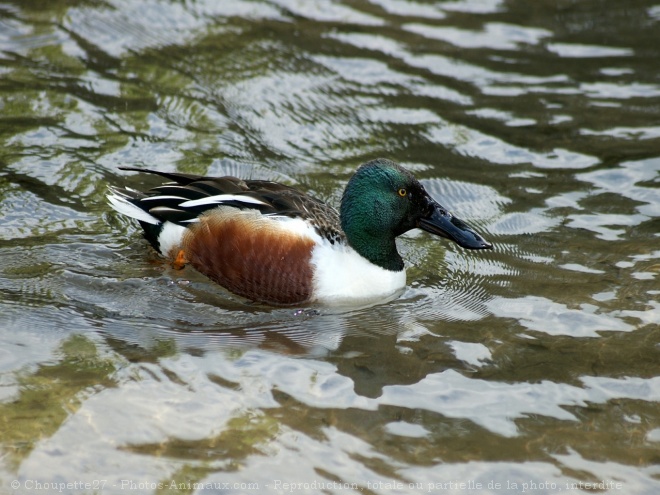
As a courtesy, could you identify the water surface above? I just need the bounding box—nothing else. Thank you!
[1,0,659,493]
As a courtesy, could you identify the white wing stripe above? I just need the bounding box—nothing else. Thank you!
[141,195,190,202]
[179,194,268,208]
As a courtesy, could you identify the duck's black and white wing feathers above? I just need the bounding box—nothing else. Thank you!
[107,167,345,244]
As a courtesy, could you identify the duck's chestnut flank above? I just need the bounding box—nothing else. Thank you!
[183,211,316,305]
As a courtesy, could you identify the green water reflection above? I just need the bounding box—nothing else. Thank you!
[0,335,116,470]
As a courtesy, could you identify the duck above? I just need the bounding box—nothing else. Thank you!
[107,158,492,306]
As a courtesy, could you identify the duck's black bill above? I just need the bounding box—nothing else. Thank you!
[419,201,493,250]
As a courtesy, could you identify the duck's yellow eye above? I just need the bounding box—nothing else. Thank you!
[398,188,407,197]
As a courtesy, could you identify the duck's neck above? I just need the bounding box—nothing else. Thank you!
[340,205,404,272]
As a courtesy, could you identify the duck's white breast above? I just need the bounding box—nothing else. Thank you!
[310,240,407,305]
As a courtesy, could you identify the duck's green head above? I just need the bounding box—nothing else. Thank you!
[340,158,492,271]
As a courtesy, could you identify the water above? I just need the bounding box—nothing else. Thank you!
[1,0,659,493]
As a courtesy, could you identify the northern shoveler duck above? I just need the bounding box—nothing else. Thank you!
[107,159,492,306]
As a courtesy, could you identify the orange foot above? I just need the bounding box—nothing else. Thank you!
[172,249,188,270]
